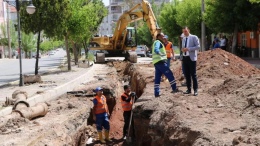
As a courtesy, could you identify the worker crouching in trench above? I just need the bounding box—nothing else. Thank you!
[92,87,112,144]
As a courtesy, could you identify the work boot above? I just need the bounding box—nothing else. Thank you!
[98,132,106,144]
[105,130,112,142]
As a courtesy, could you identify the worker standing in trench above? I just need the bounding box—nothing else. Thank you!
[92,87,112,144]
[121,85,136,140]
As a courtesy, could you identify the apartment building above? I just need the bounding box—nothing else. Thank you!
[97,0,170,36]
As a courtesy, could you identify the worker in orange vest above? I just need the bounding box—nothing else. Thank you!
[121,85,136,140]
[92,87,111,144]
[164,35,175,68]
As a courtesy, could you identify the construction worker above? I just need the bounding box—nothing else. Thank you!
[152,33,179,97]
[164,35,175,68]
[121,85,136,140]
[92,87,111,144]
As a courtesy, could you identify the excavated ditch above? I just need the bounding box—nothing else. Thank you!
[1,51,259,146]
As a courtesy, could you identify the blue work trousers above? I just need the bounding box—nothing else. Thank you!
[96,114,110,132]
[154,61,177,96]
[167,58,171,68]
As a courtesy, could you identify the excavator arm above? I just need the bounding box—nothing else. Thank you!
[112,0,161,49]
[89,0,160,63]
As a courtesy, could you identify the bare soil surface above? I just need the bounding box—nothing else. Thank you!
[0,49,260,146]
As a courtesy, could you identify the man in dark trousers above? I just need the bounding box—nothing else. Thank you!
[121,85,136,140]
[181,26,200,96]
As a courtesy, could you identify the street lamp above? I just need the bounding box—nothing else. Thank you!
[4,0,36,86]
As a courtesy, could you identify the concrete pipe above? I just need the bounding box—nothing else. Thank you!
[24,74,42,84]
[17,103,48,120]
[12,91,29,111]
[5,90,28,106]
[12,90,28,99]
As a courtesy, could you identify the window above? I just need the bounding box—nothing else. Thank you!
[112,14,118,20]
[241,33,246,47]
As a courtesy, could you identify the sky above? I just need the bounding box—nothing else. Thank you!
[102,0,109,6]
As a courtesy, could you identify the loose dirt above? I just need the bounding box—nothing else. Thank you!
[0,49,259,146]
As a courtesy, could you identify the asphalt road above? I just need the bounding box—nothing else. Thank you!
[0,48,66,86]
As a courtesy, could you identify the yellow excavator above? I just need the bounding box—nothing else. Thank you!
[89,0,161,63]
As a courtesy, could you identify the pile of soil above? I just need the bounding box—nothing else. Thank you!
[117,49,260,146]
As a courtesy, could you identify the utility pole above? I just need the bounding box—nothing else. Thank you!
[201,0,206,51]
[7,5,12,59]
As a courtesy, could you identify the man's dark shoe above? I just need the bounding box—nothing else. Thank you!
[194,89,198,96]
[155,95,161,98]
[183,90,191,94]
[171,88,179,93]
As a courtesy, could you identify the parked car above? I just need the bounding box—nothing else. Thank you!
[135,45,147,57]
[48,51,55,55]
[146,51,152,58]
[32,52,41,58]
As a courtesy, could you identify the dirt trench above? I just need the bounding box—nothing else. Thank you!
[1,49,259,146]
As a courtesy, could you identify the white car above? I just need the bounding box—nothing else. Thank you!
[49,51,55,55]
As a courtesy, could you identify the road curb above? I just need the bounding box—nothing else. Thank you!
[0,66,94,117]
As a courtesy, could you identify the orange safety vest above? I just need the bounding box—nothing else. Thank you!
[121,93,133,111]
[94,95,107,114]
[165,41,173,58]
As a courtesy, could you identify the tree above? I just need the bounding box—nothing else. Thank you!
[137,23,153,48]
[249,0,260,3]
[65,0,107,67]
[21,0,71,75]
[159,1,182,44]
[0,22,18,55]
[175,0,202,37]
[21,32,36,58]
[204,0,260,53]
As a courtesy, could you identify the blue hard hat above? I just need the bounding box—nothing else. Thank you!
[94,87,103,92]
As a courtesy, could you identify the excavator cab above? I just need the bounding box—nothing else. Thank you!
[125,27,137,47]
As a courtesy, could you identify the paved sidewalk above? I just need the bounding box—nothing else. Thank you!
[242,57,260,68]
[0,64,94,116]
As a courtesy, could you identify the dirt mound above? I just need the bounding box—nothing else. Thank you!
[197,49,260,78]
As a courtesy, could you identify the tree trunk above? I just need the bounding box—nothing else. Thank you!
[35,31,41,75]
[25,51,28,58]
[72,42,79,65]
[82,40,89,66]
[65,34,71,71]
[231,24,238,54]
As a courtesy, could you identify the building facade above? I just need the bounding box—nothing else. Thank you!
[97,0,169,36]
[237,29,260,58]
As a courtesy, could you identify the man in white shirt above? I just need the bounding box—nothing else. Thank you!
[181,26,200,96]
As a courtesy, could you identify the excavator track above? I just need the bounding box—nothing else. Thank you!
[126,52,137,63]
[96,52,105,63]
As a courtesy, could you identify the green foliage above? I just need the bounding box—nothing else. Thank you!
[175,0,201,36]
[137,22,153,47]
[21,0,71,38]
[205,0,260,33]
[21,32,36,55]
[40,40,64,52]
[159,1,182,43]
[249,0,260,3]
[87,52,95,61]
[0,22,17,48]
[136,0,162,47]
[40,41,52,51]
[67,0,107,42]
